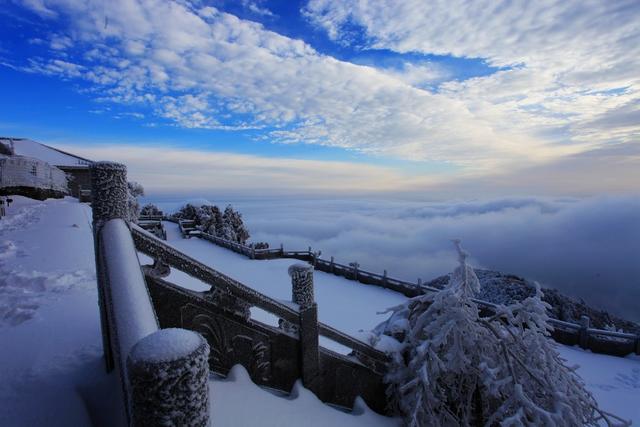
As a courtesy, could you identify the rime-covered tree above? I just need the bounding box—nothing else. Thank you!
[140,203,162,216]
[373,240,629,427]
[127,181,145,223]
[195,204,223,235]
[222,205,250,244]
[173,203,198,221]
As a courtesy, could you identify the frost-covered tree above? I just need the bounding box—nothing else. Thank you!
[127,181,145,223]
[222,205,250,244]
[171,203,250,244]
[173,203,198,221]
[373,240,629,427]
[140,203,162,216]
[195,204,223,235]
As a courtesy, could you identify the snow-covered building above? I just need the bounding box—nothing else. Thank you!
[0,137,93,199]
[0,155,68,199]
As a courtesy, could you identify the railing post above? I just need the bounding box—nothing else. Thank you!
[288,263,320,393]
[578,315,590,349]
[330,256,334,274]
[349,261,360,281]
[635,336,640,355]
[90,161,129,372]
[280,243,284,256]
[127,328,210,427]
[383,270,388,287]
[417,278,422,287]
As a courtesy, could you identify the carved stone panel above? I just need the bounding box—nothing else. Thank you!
[181,304,271,383]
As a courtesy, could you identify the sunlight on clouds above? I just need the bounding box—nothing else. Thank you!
[56,143,443,193]
[15,0,593,174]
[305,0,640,155]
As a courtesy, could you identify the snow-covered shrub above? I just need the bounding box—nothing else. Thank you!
[172,203,250,244]
[374,240,629,427]
[127,181,144,223]
[140,203,162,216]
[222,205,250,244]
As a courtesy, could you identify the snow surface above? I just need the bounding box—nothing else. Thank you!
[0,197,398,426]
[1,197,637,426]
[558,345,640,424]
[129,328,203,363]
[155,219,640,424]
[7,138,91,167]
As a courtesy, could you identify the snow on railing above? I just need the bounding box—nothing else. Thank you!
[91,162,210,426]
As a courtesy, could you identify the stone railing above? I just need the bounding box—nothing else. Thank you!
[173,225,640,358]
[91,162,210,426]
[132,224,390,412]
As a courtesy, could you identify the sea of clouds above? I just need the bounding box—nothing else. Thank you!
[145,195,640,322]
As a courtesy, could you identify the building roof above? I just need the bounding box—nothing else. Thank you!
[0,137,93,168]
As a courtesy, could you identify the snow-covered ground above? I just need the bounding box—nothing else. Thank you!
[0,197,397,426]
[0,197,637,425]
[157,220,640,425]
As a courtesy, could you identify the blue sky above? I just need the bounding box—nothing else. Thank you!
[1,0,638,196]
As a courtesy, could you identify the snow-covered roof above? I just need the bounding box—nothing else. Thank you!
[1,137,93,167]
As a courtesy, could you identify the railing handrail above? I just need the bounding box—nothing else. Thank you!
[132,224,390,364]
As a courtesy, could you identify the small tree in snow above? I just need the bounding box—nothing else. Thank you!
[140,203,162,216]
[127,181,145,223]
[374,240,629,427]
[222,205,250,244]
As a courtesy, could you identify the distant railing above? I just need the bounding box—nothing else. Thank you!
[172,220,640,358]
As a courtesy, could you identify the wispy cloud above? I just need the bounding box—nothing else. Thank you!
[12,0,615,174]
[304,0,640,155]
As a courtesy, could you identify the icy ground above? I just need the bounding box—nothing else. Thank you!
[0,197,397,426]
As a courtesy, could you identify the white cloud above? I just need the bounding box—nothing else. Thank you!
[304,0,640,159]
[15,0,600,174]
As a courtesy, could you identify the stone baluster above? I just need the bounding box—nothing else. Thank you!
[578,315,590,349]
[127,328,210,427]
[90,161,129,372]
[349,261,360,281]
[288,263,320,393]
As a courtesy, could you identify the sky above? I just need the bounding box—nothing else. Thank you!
[1,0,639,197]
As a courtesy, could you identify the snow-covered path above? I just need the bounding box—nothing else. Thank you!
[0,197,108,426]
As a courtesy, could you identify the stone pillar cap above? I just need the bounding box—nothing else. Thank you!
[129,328,206,363]
[288,263,313,277]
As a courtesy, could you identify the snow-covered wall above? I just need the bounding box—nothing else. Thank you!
[0,156,68,193]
